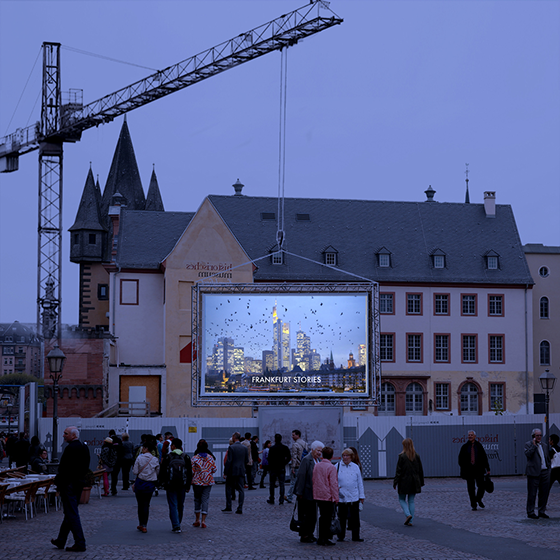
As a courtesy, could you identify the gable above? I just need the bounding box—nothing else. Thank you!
[163,197,253,283]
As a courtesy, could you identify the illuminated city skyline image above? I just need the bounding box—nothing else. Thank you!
[201,292,368,394]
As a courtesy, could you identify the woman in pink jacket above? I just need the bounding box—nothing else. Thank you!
[312,446,339,546]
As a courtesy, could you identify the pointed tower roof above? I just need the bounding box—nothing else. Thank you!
[101,119,146,218]
[145,167,165,211]
[95,174,102,203]
[69,168,106,231]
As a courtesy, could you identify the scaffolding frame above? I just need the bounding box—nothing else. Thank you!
[191,282,380,407]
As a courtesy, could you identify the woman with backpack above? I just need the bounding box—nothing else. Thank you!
[159,438,192,533]
[132,441,160,533]
[99,437,116,497]
[191,439,217,528]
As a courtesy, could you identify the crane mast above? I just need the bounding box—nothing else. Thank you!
[0,1,342,341]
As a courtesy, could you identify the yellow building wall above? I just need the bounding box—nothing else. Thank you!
[80,263,110,329]
[162,198,254,417]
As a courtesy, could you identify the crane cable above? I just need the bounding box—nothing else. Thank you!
[4,47,41,135]
[276,47,288,251]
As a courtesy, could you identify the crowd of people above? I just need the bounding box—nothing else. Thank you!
[1,431,48,470]
[2,424,558,552]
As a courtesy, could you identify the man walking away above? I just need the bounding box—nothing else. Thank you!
[286,429,308,503]
[223,432,248,514]
[267,433,291,505]
[525,428,551,519]
[51,426,91,552]
[458,430,490,511]
[121,433,134,490]
[241,432,254,489]
[250,435,260,489]
[159,438,192,533]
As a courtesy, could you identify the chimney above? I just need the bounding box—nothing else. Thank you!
[484,191,496,218]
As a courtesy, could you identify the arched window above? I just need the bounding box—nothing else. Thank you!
[540,341,551,366]
[378,382,396,415]
[460,382,479,415]
[405,382,423,415]
[540,297,549,319]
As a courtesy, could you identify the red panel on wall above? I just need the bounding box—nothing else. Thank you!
[180,341,197,363]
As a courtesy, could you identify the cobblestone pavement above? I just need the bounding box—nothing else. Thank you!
[1,477,559,560]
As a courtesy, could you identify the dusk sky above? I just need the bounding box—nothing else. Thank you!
[0,0,559,326]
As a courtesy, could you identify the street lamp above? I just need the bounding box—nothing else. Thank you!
[47,344,66,462]
[539,368,557,439]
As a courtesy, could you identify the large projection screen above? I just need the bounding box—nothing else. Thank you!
[192,283,379,406]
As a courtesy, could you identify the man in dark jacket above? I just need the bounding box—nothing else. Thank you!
[458,430,490,511]
[108,429,123,495]
[223,432,248,514]
[294,440,324,543]
[525,428,550,518]
[266,433,291,505]
[51,426,91,552]
[12,432,30,467]
[121,433,135,490]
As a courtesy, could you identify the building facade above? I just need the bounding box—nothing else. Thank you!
[70,121,535,418]
[0,322,41,377]
[523,244,560,415]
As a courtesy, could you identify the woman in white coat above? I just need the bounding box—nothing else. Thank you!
[337,447,365,542]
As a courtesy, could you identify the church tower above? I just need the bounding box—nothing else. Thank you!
[69,118,164,329]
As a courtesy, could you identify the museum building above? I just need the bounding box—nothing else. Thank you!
[68,120,535,418]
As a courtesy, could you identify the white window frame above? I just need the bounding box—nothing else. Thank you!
[378,253,390,268]
[461,382,479,415]
[405,383,423,415]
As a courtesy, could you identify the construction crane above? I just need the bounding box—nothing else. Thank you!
[0,1,342,341]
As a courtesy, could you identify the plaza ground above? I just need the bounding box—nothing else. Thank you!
[2,475,560,559]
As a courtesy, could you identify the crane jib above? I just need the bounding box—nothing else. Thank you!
[0,4,342,161]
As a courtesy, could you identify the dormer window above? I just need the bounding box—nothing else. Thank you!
[377,248,391,268]
[322,245,338,266]
[431,249,446,269]
[271,252,283,265]
[485,250,500,270]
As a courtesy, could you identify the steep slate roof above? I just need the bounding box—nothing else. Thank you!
[208,195,534,285]
[145,169,165,212]
[101,119,146,218]
[115,209,194,269]
[0,321,41,344]
[69,168,106,232]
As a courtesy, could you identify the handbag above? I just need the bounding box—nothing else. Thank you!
[484,474,494,494]
[289,503,301,532]
[329,505,342,537]
[132,456,150,493]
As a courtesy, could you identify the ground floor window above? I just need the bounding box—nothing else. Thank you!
[405,382,423,415]
[378,382,396,415]
[460,382,479,415]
